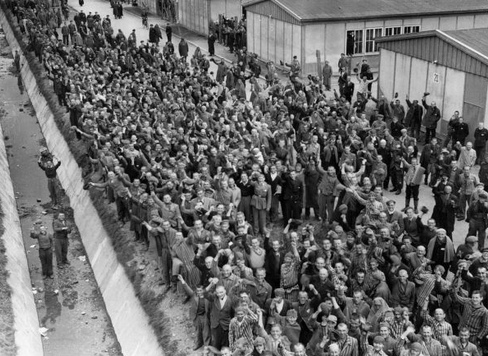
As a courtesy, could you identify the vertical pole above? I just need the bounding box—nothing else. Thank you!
[316,49,321,81]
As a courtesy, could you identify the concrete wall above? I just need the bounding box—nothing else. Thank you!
[0,126,43,356]
[378,48,484,136]
[0,11,164,356]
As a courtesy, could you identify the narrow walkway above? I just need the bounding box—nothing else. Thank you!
[0,31,121,356]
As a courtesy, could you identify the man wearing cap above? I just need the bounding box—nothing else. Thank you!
[420,137,441,186]
[402,157,425,214]
[317,165,344,223]
[285,56,301,80]
[250,174,272,237]
[30,222,54,279]
[251,336,266,355]
[456,166,479,221]
[475,122,488,164]
[309,312,338,354]
[466,193,488,250]
[471,183,488,205]
[405,342,426,356]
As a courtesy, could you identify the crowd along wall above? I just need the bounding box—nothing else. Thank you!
[0,12,164,356]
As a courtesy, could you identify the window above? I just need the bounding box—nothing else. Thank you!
[346,30,364,55]
[365,28,383,53]
[403,25,420,34]
[385,26,402,36]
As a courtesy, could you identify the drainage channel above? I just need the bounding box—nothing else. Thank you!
[0,30,122,356]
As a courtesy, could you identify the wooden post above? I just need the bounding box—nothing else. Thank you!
[316,49,321,81]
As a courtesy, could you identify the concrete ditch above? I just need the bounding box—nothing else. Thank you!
[0,124,43,356]
[0,13,164,356]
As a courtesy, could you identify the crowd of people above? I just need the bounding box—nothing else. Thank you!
[8,0,488,355]
[210,16,247,54]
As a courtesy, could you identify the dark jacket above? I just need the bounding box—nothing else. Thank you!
[405,99,423,127]
[422,99,441,128]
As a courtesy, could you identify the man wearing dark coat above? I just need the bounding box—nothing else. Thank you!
[165,24,172,43]
[432,184,458,237]
[422,93,441,144]
[208,33,217,56]
[179,38,189,60]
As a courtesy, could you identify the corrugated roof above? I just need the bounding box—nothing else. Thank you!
[243,0,488,22]
[376,28,488,67]
[443,28,488,63]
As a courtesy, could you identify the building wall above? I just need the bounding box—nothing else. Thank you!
[246,11,301,65]
[379,48,487,140]
[178,0,209,35]
[209,0,242,22]
[246,5,488,78]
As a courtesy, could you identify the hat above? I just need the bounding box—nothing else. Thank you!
[253,337,265,346]
[390,255,401,266]
[182,178,196,185]
[327,315,338,323]
[234,252,244,261]
[286,309,297,317]
[338,204,348,212]
[480,193,488,199]
[274,288,285,297]
[394,306,404,314]
[466,236,478,243]
[477,182,485,187]
[151,216,164,224]
[284,252,294,259]
[365,228,375,236]
[482,247,488,253]
[410,342,423,352]
[373,336,385,345]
